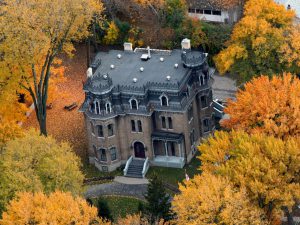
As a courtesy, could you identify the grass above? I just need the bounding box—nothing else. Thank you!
[146,153,201,187]
[92,196,143,221]
[81,161,123,179]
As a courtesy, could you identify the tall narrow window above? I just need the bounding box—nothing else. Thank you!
[168,117,173,129]
[97,125,103,137]
[106,102,111,113]
[110,147,117,161]
[199,75,204,85]
[90,122,95,134]
[161,96,168,106]
[100,148,107,161]
[131,120,136,132]
[93,145,97,158]
[203,119,210,132]
[131,99,138,110]
[137,120,142,132]
[200,95,208,108]
[162,116,166,128]
[190,129,195,146]
[95,101,100,114]
[188,105,193,121]
[108,124,114,136]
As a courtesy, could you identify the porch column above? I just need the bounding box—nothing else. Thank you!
[164,141,168,157]
[178,142,182,158]
[152,139,155,158]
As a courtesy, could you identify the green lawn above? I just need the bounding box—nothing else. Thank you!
[81,161,123,179]
[146,153,201,187]
[92,196,143,221]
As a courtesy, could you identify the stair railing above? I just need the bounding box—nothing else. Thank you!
[142,157,150,178]
[123,156,133,176]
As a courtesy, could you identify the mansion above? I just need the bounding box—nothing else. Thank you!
[80,39,215,177]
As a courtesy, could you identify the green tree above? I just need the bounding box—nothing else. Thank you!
[214,0,300,83]
[0,0,103,136]
[164,0,187,29]
[0,130,84,213]
[96,198,113,221]
[144,174,173,223]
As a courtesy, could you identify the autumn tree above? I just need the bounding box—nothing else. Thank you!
[173,172,268,225]
[0,130,84,213]
[0,191,109,225]
[214,0,300,82]
[103,21,120,45]
[221,73,300,139]
[0,0,103,136]
[199,131,300,223]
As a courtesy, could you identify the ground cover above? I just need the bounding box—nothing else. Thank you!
[92,196,143,221]
[146,152,201,187]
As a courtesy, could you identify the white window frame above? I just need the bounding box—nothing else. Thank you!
[129,97,139,110]
[159,93,169,106]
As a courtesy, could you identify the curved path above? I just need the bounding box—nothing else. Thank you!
[84,177,148,200]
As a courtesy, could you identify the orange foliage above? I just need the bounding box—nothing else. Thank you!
[222,73,300,139]
[0,191,109,225]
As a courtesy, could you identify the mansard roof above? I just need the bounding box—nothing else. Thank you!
[84,48,207,94]
[186,0,222,10]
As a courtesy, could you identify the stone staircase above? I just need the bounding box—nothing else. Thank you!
[125,159,145,178]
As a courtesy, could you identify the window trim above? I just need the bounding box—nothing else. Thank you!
[97,125,104,138]
[94,100,100,114]
[137,120,143,132]
[107,124,114,137]
[110,147,117,162]
[159,94,169,107]
[161,116,166,129]
[105,102,112,113]
[129,98,138,110]
[131,120,136,132]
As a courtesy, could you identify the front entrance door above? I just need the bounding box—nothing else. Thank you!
[134,141,146,158]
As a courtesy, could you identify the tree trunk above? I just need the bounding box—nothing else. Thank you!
[39,115,47,136]
[286,209,294,225]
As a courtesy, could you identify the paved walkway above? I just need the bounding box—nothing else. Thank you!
[85,177,148,200]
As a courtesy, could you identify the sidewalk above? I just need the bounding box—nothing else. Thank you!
[114,176,149,185]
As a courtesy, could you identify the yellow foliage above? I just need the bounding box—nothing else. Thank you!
[0,0,103,135]
[0,121,24,149]
[0,130,84,211]
[199,131,300,221]
[173,172,268,225]
[214,0,298,82]
[103,21,120,45]
[0,191,109,225]
[222,73,300,139]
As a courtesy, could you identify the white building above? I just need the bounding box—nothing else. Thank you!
[187,0,240,24]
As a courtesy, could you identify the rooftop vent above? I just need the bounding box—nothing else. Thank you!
[204,53,208,57]
[174,63,179,68]
[110,64,115,69]
[103,74,108,79]
[160,57,164,62]
[141,54,150,61]
[133,78,138,83]
[166,75,171,81]
[140,67,144,72]
[117,54,122,59]
[124,42,133,51]
[181,38,191,50]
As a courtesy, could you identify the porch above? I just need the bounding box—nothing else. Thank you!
[151,131,185,168]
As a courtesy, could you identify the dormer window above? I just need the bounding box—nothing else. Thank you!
[105,102,111,113]
[160,94,169,106]
[130,98,138,110]
[94,100,100,114]
[199,74,205,86]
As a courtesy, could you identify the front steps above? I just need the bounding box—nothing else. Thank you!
[125,159,145,178]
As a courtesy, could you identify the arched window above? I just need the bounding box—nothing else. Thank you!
[199,75,204,86]
[130,99,138,110]
[94,100,100,114]
[105,102,111,113]
[160,95,168,106]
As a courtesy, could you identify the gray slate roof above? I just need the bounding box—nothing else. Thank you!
[90,49,188,89]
